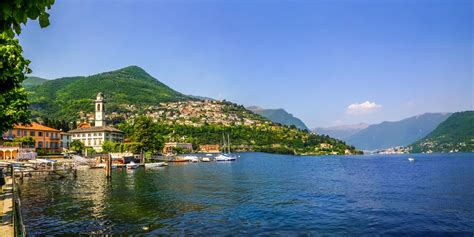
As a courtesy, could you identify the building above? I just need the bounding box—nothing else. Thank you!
[163,142,193,154]
[68,92,124,152]
[199,144,220,153]
[2,122,62,152]
[0,146,19,160]
[61,132,71,149]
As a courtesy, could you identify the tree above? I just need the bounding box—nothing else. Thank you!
[130,116,163,153]
[0,0,55,133]
[12,136,35,146]
[70,140,85,153]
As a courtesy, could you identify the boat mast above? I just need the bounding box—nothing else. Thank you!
[222,133,226,154]
[228,133,231,154]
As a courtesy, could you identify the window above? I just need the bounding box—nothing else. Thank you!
[17,130,20,136]
[46,132,49,137]
[30,131,35,136]
[38,131,43,136]
[38,142,43,148]
[45,142,49,148]
[23,130,27,136]
[97,104,101,111]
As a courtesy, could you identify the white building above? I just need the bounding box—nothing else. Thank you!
[69,92,124,152]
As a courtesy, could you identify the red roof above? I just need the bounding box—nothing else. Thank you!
[14,122,61,132]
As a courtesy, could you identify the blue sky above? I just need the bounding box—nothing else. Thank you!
[20,0,473,127]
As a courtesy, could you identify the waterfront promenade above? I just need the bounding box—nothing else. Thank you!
[0,177,13,236]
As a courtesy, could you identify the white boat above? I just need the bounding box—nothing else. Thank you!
[205,154,213,157]
[126,161,139,169]
[216,134,237,162]
[183,155,199,163]
[201,157,211,162]
[408,157,415,162]
[215,154,236,161]
[144,162,167,168]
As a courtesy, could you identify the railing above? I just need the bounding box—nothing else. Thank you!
[11,167,27,237]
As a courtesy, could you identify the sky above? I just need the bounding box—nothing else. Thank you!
[19,0,473,128]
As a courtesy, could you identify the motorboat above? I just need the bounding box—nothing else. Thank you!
[408,157,415,162]
[215,154,236,161]
[201,157,211,162]
[183,155,199,163]
[206,154,213,157]
[145,162,167,168]
[126,161,139,169]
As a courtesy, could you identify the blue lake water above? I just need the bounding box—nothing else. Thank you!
[19,152,474,235]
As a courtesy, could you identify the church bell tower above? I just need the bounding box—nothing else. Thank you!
[95,92,105,127]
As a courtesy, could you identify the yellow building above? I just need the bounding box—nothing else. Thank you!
[2,122,62,152]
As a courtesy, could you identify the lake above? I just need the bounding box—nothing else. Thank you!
[19,153,474,235]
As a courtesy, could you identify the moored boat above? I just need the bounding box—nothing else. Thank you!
[408,157,415,162]
[144,162,167,168]
[126,161,139,169]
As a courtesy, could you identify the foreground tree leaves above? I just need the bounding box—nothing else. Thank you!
[0,0,55,133]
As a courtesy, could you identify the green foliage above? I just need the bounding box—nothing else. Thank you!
[26,66,190,121]
[102,141,142,153]
[0,0,54,133]
[40,117,73,132]
[70,140,85,153]
[122,116,359,155]
[0,33,31,133]
[0,0,54,37]
[22,76,47,89]
[12,136,35,146]
[85,147,96,156]
[410,111,474,153]
[129,116,164,153]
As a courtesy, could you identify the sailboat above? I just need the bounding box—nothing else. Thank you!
[215,134,237,161]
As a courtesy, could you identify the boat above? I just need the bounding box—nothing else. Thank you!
[126,161,139,169]
[408,157,415,162]
[201,157,211,162]
[144,162,167,168]
[205,154,213,157]
[183,155,199,163]
[216,134,237,161]
[215,154,236,161]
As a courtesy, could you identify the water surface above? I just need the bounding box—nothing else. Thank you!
[19,153,474,235]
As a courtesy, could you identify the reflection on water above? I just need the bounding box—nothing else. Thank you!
[19,153,474,235]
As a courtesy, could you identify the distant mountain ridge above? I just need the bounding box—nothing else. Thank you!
[247,106,309,130]
[313,123,369,139]
[343,113,452,150]
[410,111,474,153]
[24,66,190,121]
[23,76,47,88]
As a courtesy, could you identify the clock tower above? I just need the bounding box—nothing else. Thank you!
[95,92,105,127]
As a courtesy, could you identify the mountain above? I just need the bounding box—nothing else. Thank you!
[313,123,369,139]
[22,66,360,155]
[410,111,474,153]
[23,76,47,89]
[25,66,190,121]
[344,113,452,150]
[247,106,309,130]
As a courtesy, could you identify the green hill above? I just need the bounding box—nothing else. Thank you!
[410,111,474,153]
[23,76,48,89]
[247,106,309,130]
[26,66,189,121]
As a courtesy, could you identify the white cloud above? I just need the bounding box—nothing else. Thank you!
[346,101,382,115]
